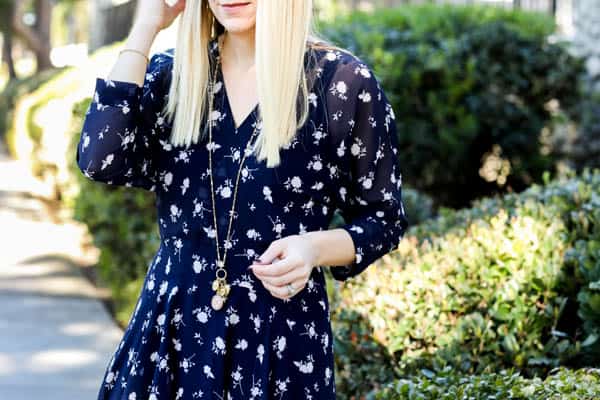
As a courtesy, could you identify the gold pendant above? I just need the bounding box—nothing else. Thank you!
[210,277,230,310]
[211,293,225,310]
[218,283,230,297]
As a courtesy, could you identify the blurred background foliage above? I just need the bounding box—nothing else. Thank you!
[319,4,585,209]
[2,1,600,399]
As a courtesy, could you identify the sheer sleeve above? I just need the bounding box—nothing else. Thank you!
[75,51,172,192]
[326,55,409,282]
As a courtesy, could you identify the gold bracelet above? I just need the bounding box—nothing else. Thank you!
[118,48,150,65]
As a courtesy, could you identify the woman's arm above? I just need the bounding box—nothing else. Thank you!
[75,2,184,192]
[75,22,168,191]
[323,54,410,282]
[248,54,409,295]
[302,228,356,268]
[107,23,160,86]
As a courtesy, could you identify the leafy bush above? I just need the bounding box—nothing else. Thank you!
[374,367,600,400]
[320,4,585,208]
[331,168,600,397]
[398,187,435,225]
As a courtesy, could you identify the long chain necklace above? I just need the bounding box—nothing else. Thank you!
[208,36,261,311]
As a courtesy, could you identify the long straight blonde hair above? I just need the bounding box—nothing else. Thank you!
[163,0,348,168]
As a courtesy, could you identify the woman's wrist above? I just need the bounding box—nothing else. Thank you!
[302,228,355,268]
[125,23,160,55]
[299,231,323,268]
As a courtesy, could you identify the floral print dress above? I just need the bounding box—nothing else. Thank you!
[76,36,409,400]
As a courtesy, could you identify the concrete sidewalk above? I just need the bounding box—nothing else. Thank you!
[0,140,123,399]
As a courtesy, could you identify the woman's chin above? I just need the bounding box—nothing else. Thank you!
[219,19,256,34]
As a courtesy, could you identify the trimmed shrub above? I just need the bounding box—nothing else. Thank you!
[331,168,600,397]
[320,4,585,208]
[398,187,435,226]
[374,367,600,400]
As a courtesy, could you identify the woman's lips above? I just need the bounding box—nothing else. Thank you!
[221,2,250,9]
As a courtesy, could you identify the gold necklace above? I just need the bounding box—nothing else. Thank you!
[207,43,261,311]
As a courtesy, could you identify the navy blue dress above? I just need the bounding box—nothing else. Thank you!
[76,36,408,400]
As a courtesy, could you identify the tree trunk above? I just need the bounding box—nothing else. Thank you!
[0,0,17,80]
[34,0,53,71]
[11,0,53,73]
[2,31,17,80]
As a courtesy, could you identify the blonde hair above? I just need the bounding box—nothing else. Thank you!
[163,0,350,167]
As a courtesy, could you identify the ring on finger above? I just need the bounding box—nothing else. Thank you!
[286,282,295,296]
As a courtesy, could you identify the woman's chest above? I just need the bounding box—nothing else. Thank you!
[153,113,339,220]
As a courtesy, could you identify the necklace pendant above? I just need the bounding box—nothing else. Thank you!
[211,293,226,310]
[217,283,231,297]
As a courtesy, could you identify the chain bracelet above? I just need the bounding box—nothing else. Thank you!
[118,48,150,65]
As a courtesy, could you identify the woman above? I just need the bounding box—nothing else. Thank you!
[76,0,409,398]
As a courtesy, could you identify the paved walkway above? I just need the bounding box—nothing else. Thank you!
[0,139,123,399]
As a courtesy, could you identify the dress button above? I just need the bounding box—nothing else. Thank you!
[217,166,226,177]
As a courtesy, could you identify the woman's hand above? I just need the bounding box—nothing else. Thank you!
[134,0,186,33]
[248,234,320,300]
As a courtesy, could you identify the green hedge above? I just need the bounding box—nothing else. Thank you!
[398,186,435,225]
[320,4,585,208]
[331,168,600,397]
[322,3,556,38]
[374,367,600,400]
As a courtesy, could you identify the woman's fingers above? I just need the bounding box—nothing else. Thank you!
[250,255,298,278]
[250,234,316,299]
[261,277,307,300]
[257,261,307,287]
[162,0,186,29]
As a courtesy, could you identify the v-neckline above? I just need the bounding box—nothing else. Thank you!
[214,35,259,131]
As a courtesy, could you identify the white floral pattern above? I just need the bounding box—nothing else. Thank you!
[76,36,408,399]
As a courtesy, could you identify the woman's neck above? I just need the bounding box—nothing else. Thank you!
[220,29,256,70]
